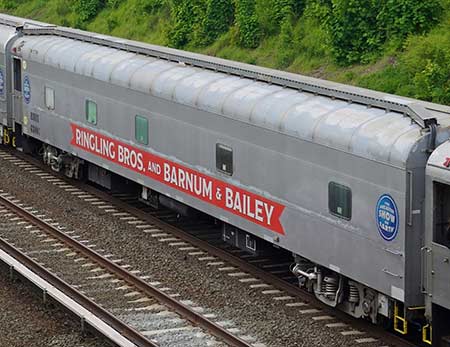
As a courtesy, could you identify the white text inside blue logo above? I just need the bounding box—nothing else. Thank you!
[376,195,399,241]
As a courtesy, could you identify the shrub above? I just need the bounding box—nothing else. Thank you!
[410,45,450,104]
[235,0,261,48]
[277,12,295,67]
[55,0,72,16]
[135,0,166,14]
[0,0,19,10]
[257,0,305,36]
[303,0,332,22]
[200,0,234,45]
[328,0,442,65]
[73,0,105,26]
[329,0,384,65]
[106,0,121,8]
[168,0,206,48]
[377,0,442,40]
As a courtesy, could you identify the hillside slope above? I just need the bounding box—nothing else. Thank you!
[1,0,450,105]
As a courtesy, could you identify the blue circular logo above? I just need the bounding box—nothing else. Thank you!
[376,194,399,241]
[0,69,4,95]
[23,75,31,104]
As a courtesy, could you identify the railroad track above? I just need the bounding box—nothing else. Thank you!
[0,190,256,347]
[0,147,417,347]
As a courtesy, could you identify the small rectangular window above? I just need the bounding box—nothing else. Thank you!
[216,143,233,175]
[135,115,148,145]
[86,100,97,125]
[13,58,21,92]
[329,182,352,220]
[45,86,54,110]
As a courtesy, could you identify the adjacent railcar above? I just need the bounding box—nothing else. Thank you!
[0,19,16,140]
[425,143,450,346]
[1,14,450,345]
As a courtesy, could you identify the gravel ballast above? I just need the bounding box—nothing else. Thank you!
[0,265,106,347]
[0,151,396,347]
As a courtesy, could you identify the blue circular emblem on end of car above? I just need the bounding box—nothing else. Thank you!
[23,75,31,104]
[376,194,399,241]
[0,69,4,95]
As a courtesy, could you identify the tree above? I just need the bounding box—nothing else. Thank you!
[277,12,295,67]
[74,0,105,27]
[329,0,384,65]
[235,0,261,48]
[200,0,234,45]
[378,0,442,40]
[168,0,206,48]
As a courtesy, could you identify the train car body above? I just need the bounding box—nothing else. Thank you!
[425,142,450,346]
[0,14,450,344]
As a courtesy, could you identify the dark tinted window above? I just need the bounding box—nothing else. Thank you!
[329,182,352,220]
[13,58,21,92]
[216,144,233,175]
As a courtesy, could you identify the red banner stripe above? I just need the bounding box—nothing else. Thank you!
[70,124,285,235]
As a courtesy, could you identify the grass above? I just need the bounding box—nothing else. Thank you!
[1,0,449,104]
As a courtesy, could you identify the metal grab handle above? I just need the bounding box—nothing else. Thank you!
[421,246,430,294]
[382,268,403,279]
[383,247,404,257]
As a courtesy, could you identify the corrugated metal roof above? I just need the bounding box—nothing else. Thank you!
[14,34,450,167]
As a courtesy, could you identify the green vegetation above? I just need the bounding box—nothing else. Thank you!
[1,0,449,104]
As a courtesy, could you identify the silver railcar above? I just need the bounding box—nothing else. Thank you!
[0,14,449,345]
[425,142,450,345]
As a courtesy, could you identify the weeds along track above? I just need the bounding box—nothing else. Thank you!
[0,147,416,347]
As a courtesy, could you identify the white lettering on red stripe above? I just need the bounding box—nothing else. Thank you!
[71,124,285,235]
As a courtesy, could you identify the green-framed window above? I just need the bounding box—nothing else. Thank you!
[135,115,148,145]
[86,100,97,125]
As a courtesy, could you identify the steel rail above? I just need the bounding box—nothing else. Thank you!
[0,234,155,347]
[3,148,417,347]
[0,192,253,347]
[78,189,417,347]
